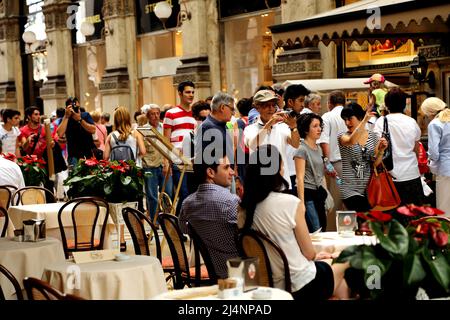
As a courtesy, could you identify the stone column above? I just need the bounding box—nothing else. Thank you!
[173,0,220,100]
[0,0,24,112]
[40,0,75,115]
[99,0,137,116]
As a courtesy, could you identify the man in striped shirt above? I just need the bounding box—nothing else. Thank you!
[163,81,197,213]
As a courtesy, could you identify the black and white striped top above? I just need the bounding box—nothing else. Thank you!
[338,130,378,199]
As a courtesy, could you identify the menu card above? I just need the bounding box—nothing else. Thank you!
[72,249,117,264]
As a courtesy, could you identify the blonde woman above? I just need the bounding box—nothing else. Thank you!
[103,106,146,163]
[420,97,450,217]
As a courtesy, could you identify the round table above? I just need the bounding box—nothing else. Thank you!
[42,255,168,300]
[311,231,377,254]
[152,285,293,300]
[0,237,65,299]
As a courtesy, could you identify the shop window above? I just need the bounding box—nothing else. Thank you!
[222,12,278,99]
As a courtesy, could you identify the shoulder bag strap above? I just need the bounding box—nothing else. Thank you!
[29,125,42,155]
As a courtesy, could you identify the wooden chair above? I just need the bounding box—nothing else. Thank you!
[158,213,211,289]
[57,197,109,259]
[0,264,24,300]
[122,207,175,280]
[23,277,84,300]
[0,206,9,238]
[12,186,56,205]
[238,228,292,292]
[187,222,219,284]
[0,185,16,210]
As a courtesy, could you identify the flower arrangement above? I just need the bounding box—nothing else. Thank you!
[64,157,146,203]
[1,152,47,186]
[335,205,450,300]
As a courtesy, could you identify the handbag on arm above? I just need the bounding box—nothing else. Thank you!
[367,162,401,211]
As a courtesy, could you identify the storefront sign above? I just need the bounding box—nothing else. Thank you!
[137,0,180,34]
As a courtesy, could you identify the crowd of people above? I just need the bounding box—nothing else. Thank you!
[1,74,449,300]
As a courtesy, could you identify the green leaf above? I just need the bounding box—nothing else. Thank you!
[120,176,132,185]
[103,183,113,195]
[422,250,450,292]
[370,220,409,256]
[361,246,391,277]
[403,253,427,286]
[334,245,364,269]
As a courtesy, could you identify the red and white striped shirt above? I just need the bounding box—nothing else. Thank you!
[163,106,196,150]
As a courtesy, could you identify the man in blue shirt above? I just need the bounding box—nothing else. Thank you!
[179,155,240,279]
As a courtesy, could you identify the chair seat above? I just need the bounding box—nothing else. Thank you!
[181,265,210,279]
[162,256,174,269]
[66,239,101,249]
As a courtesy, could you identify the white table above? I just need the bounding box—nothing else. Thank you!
[152,285,293,300]
[42,255,168,300]
[8,202,116,248]
[0,237,65,299]
[311,231,377,254]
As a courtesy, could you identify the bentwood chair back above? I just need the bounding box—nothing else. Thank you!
[0,185,16,210]
[0,264,24,300]
[158,213,211,289]
[58,197,109,259]
[12,186,56,205]
[122,207,175,281]
[23,277,84,300]
[238,228,292,292]
[0,206,9,238]
[187,222,219,284]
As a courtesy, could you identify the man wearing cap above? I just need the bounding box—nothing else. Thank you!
[244,90,300,189]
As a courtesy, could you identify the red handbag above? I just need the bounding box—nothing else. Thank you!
[417,142,429,175]
[367,163,401,211]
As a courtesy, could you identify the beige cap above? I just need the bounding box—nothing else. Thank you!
[420,97,447,118]
[253,90,278,103]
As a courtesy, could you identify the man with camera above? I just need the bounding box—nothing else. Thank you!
[56,97,96,167]
[243,89,300,190]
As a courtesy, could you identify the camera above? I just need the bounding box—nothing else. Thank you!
[72,101,79,113]
[281,108,298,118]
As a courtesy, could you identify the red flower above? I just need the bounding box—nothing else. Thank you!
[397,205,444,217]
[369,210,393,222]
[432,229,448,247]
[1,152,17,162]
[85,158,99,167]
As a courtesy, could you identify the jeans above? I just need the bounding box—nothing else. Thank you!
[144,166,173,221]
[305,200,321,233]
[172,164,189,215]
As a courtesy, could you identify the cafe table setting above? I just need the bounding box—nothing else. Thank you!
[7,202,116,248]
[41,252,168,300]
[0,236,65,299]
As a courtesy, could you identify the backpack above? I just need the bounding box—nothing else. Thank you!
[110,133,135,161]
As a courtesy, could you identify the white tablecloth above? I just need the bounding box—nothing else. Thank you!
[0,237,65,299]
[311,231,377,254]
[152,285,293,300]
[42,255,167,300]
[8,202,116,248]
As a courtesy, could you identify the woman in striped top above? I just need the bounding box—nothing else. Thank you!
[338,103,388,212]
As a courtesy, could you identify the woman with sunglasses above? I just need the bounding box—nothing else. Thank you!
[338,102,388,212]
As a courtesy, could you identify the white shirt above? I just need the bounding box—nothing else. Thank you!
[252,192,316,292]
[0,125,20,155]
[317,106,347,162]
[373,113,421,182]
[0,156,25,189]
[300,108,313,114]
[244,121,292,189]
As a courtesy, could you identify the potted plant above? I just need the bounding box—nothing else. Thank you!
[335,206,450,300]
[64,157,147,251]
[1,152,47,186]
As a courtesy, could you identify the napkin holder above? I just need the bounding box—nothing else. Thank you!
[336,210,357,237]
[23,219,46,242]
[226,257,259,292]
